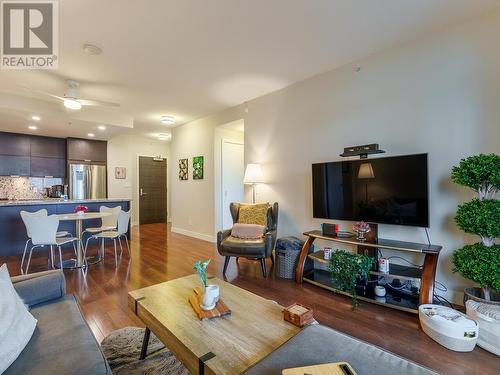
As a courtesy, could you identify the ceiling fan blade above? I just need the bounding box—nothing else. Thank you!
[46,93,66,101]
[79,99,120,107]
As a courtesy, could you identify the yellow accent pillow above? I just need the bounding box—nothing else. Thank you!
[238,203,269,227]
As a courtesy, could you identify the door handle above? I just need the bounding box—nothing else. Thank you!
[140,188,147,197]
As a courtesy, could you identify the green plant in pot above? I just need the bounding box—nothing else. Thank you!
[328,249,373,308]
[451,153,500,303]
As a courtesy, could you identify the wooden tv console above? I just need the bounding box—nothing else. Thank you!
[295,230,442,314]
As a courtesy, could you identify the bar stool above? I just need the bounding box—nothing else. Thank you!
[84,210,130,267]
[20,209,74,274]
[22,214,82,274]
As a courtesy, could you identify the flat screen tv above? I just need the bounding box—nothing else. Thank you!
[312,153,429,227]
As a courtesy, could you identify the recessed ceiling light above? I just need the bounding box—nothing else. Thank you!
[83,43,102,55]
[158,133,170,140]
[87,133,95,137]
[31,115,41,121]
[160,115,175,125]
[97,125,106,131]
[64,98,82,110]
[28,125,38,130]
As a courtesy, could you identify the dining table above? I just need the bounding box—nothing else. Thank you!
[55,211,111,269]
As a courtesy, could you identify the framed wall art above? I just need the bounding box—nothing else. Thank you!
[193,156,204,180]
[179,158,188,180]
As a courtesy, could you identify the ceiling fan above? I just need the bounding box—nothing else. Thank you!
[41,80,120,110]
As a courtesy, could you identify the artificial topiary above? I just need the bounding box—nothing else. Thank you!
[452,243,500,299]
[455,199,500,246]
[451,153,500,301]
[451,153,500,199]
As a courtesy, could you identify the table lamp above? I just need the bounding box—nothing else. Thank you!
[243,163,264,203]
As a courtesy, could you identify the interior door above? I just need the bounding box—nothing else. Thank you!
[222,140,244,229]
[139,156,167,224]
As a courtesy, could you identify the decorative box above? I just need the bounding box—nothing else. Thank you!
[283,303,314,327]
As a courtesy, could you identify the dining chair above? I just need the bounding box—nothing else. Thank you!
[22,215,82,274]
[20,209,74,274]
[82,206,121,237]
[84,210,130,267]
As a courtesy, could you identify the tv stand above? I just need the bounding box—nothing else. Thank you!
[295,230,442,314]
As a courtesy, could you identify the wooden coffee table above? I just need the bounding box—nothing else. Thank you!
[128,274,301,375]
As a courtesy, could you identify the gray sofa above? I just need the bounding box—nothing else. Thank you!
[6,270,110,375]
[243,324,439,375]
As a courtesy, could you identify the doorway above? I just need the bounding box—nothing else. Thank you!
[138,156,167,224]
[222,140,244,228]
[214,119,245,231]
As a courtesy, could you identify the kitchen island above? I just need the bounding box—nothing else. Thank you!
[0,198,131,257]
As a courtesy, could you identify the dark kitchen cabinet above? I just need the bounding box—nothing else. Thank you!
[67,138,107,163]
[0,132,30,156]
[0,155,30,176]
[30,136,66,159]
[30,157,66,178]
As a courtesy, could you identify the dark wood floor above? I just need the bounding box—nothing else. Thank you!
[2,223,497,375]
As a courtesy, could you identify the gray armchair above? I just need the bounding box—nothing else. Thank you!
[217,202,278,277]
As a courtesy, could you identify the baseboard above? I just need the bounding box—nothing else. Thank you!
[131,221,139,227]
[171,227,216,243]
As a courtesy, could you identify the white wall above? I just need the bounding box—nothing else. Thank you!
[170,106,244,241]
[107,134,170,225]
[171,11,500,303]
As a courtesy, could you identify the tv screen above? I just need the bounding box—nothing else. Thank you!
[312,154,429,227]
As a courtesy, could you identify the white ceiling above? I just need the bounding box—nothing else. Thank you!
[0,0,499,140]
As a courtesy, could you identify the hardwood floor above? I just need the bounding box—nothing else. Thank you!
[2,223,497,375]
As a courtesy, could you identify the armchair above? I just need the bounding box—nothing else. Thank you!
[217,202,278,277]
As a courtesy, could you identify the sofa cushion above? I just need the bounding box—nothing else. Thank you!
[0,264,38,375]
[238,203,269,226]
[4,295,110,375]
[220,236,266,256]
[242,324,438,375]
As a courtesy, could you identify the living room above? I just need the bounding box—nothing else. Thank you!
[0,1,499,375]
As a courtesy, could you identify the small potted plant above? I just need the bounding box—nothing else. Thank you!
[328,249,373,308]
[451,154,500,304]
[193,259,219,311]
[74,205,88,215]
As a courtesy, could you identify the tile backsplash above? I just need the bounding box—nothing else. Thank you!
[0,177,64,200]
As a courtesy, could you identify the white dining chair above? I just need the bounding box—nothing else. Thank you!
[83,206,121,237]
[20,209,74,274]
[22,214,82,274]
[84,210,130,267]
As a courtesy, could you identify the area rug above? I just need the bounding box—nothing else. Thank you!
[101,327,191,375]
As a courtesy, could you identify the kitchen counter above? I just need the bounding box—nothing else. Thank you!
[0,198,131,207]
[0,199,131,257]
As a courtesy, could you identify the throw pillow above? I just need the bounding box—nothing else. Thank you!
[238,203,269,227]
[0,264,37,374]
[231,223,266,239]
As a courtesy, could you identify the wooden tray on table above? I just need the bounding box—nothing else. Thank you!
[188,287,231,320]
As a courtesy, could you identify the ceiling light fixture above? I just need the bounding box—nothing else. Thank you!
[31,115,41,121]
[28,125,38,130]
[158,133,170,140]
[64,98,82,110]
[83,43,102,55]
[97,125,106,131]
[88,133,95,137]
[160,115,175,125]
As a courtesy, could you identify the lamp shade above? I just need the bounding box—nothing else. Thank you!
[244,163,264,184]
[358,163,375,179]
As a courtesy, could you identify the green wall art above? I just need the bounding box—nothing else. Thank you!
[179,158,188,180]
[193,156,204,180]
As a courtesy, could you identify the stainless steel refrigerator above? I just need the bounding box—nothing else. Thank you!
[69,163,107,200]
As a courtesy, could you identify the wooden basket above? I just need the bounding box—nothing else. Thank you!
[283,303,314,327]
